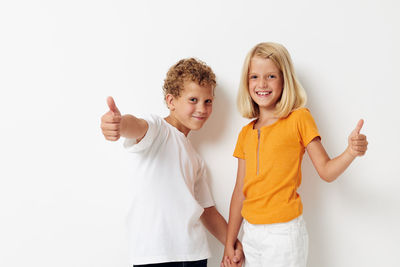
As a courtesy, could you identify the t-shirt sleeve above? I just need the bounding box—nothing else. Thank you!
[123,115,159,153]
[297,108,321,147]
[194,161,215,208]
[233,127,246,159]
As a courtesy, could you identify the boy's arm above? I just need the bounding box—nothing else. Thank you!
[200,206,243,265]
[223,158,245,266]
[307,119,368,182]
[101,96,148,142]
[200,206,227,244]
[120,114,148,141]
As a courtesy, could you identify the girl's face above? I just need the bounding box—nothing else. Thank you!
[248,56,283,113]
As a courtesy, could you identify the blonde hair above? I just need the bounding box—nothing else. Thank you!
[237,42,307,119]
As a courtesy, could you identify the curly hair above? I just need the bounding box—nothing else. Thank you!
[163,58,216,100]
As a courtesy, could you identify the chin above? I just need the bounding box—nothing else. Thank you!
[191,123,205,131]
[191,126,202,131]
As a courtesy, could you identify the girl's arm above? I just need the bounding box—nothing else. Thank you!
[223,158,246,266]
[101,96,148,141]
[307,119,368,182]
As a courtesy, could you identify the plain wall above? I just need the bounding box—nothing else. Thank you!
[1,0,399,266]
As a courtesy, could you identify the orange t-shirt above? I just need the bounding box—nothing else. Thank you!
[233,108,320,224]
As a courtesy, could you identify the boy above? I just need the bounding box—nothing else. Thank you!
[100,58,243,267]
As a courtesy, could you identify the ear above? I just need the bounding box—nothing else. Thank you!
[165,94,176,111]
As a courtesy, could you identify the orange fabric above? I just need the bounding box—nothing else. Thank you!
[233,108,320,224]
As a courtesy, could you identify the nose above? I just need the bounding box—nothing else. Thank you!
[258,78,267,88]
[197,102,212,116]
[197,103,207,114]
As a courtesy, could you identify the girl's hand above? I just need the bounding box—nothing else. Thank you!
[221,242,244,267]
[347,119,368,157]
[233,240,244,266]
[222,256,238,267]
[101,97,122,141]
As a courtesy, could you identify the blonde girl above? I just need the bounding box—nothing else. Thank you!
[222,42,368,267]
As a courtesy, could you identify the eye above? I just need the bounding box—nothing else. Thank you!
[205,99,213,105]
[189,98,197,103]
[268,74,276,79]
[249,75,258,79]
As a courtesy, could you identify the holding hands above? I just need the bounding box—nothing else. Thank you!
[221,241,244,267]
[347,119,368,157]
[101,96,122,141]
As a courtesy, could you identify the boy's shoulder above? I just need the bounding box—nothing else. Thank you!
[142,114,170,132]
[144,114,163,124]
[123,114,166,153]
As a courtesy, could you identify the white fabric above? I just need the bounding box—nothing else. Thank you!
[123,114,215,265]
[242,216,308,267]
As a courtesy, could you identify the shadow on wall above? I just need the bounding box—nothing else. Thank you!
[189,85,233,266]
[190,84,232,149]
[300,155,328,267]
[298,70,331,266]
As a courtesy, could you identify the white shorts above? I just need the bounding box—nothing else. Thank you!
[242,215,308,267]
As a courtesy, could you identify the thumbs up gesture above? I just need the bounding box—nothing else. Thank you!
[347,119,368,157]
[101,96,122,141]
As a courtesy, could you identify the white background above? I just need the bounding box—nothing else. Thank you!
[1,0,399,266]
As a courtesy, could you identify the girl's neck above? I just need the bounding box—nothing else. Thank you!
[254,108,279,129]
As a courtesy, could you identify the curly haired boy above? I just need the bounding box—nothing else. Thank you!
[101,58,243,267]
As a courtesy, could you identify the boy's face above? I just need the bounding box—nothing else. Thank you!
[166,81,214,136]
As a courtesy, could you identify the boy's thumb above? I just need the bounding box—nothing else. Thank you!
[107,96,120,115]
[353,119,364,135]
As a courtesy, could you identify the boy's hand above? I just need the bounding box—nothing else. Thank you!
[101,96,122,141]
[347,119,368,157]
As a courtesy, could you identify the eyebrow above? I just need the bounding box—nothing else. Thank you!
[248,72,279,75]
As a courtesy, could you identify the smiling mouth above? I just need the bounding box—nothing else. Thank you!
[256,91,272,96]
[193,116,207,120]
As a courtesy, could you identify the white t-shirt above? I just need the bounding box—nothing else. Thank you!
[123,114,215,265]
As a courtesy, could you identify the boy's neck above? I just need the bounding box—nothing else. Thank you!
[164,115,190,137]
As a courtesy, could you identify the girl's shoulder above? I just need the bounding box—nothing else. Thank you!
[291,107,311,115]
[243,119,257,130]
[237,119,257,136]
[286,108,318,129]
[288,107,313,120]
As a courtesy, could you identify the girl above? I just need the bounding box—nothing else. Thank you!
[222,42,368,267]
